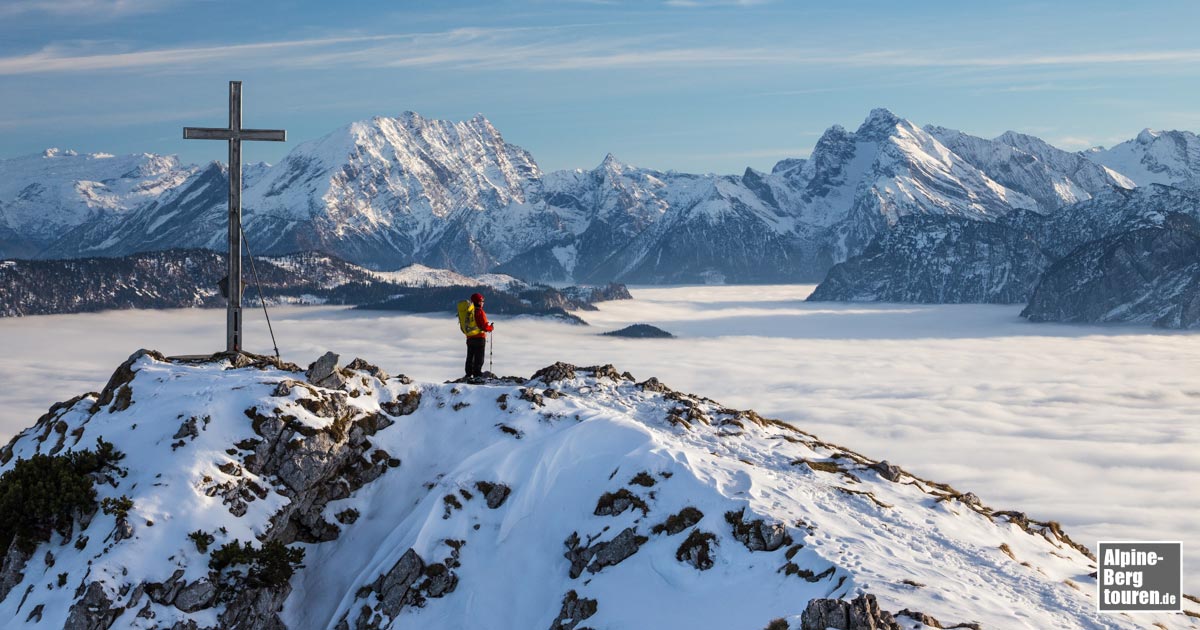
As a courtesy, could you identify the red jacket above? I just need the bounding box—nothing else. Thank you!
[469,305,493,339]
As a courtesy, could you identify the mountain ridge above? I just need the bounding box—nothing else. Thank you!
[6,109,1193,285]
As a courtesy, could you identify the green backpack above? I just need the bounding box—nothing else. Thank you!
[457,300,481,336]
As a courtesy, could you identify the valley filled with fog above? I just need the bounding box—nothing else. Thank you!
[1,285,1196,591]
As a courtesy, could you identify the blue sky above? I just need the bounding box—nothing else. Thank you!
[2,0,1199,174]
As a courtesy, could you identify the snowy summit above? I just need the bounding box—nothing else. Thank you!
[0,350,1191,629]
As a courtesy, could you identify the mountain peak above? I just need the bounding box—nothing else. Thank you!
[856,108,904,137]
[600,152,626,169]
[0,350,1138,630]
[41,148,79,158]
[1137,128,1161,144]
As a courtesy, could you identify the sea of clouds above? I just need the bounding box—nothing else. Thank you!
[1,285,1196,592]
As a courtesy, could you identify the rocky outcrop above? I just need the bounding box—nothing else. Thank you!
[548,590,597,630]
[1021,228,1200,328]
[800,594,901,630]
[564,528,648,579]
[725,508,792,552]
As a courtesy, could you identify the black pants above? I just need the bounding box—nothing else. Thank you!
[465,337,487,377]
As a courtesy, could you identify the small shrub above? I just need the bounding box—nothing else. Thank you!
[209,540,305,591]
[56,572,67,587]
[100,495,134,520]
[764,619,789,630]
[188,530,215,554]
[0,438,125,553]
[628,471,656,487]
[651,506,704,535]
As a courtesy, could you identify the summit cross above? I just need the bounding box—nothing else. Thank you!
[183,81,285,353]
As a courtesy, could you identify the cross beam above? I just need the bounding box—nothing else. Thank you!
[183,81,285,353]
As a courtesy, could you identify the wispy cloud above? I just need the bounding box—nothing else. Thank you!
[0,0,176,18]
[4,26,1200,76]
[0,106,223,130]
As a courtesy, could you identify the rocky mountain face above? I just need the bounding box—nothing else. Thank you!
[3,350,1191,629]
[1021,228,1200,328]
[807,215,1049,304]
[810,185,1200,306]
[0,249,626,319]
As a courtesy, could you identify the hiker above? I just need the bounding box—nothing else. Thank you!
[458,292,494,381]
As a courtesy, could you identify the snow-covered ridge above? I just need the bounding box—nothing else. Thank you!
[369,263,526,291]
[1,350,1192,629]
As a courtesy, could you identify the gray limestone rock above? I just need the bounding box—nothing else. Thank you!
[63,582,123,630]
[800,594,902,630]
[548,590,598,630]
[307,351,349,390]
[173,578,217,613]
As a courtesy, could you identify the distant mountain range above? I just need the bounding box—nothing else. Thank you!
[2,109,1194,279]
[2,108,1198,325]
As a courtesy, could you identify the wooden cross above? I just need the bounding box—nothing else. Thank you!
[183,81,285,354]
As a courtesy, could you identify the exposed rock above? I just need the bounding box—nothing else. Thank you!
[594,488,648,517]
[64,581,123,630]
[869,461,903,482]
[800,594,902,630]
[548,590,598,630]
[0,540,32,601]
[381,390,421,417]
[374,549,425,618]
[172,416,200,440]
[217,584,290,630]
[586,527,647,574]
[173,578,217,613]
[146,568,187,605]
[726,508,792,552]
[652,507,704,536]
[307,351,349,390]
[531,362,577,383]
[473,481,511,509]
[113,517,134,543]
[638,377,671,393]
[420,562,457,599]
[345,358,390,382]
[896,608,945,628]
[564,527,648,578]
[92,349,164,413]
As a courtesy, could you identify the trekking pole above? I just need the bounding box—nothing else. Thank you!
[489,329,494,374]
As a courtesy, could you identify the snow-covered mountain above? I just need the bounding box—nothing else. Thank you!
[1086,128,1200,187]
[3,350,1192,629]
[927,126,1133,212]
[4,109,1199,286]
[0,149,195,257]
